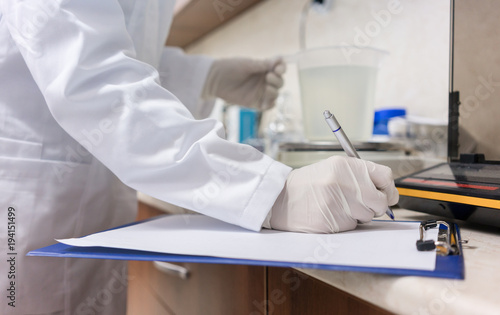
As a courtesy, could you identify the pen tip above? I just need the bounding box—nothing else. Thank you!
[387,209,395,220]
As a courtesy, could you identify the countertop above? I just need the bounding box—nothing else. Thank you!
[299,209,500,315]
[138,194,500,315]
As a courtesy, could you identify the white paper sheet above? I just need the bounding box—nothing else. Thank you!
[58,215,438,271]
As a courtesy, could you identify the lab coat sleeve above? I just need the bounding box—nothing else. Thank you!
[0,0,292,231]
[158,46,215,119]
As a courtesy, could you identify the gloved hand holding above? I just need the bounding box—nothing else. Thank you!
[202,57,286,110]
[266,156,399,233]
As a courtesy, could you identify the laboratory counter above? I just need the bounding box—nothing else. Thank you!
[133,193,500,315]
[297,209,500,315]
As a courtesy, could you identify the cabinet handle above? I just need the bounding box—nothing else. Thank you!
[153,261,190,279]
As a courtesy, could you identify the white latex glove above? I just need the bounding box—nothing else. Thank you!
[202,57,286,110]
[266,156,399,233]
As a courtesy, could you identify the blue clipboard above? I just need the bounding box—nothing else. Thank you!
[27,217,465,280]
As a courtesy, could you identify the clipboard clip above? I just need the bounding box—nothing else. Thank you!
[416,219,461,256]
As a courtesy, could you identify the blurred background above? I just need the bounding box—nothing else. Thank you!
[169,0,500,162]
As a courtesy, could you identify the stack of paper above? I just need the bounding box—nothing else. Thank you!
[57,214,438,272]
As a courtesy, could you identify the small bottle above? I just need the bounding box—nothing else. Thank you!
[264,92,303,158]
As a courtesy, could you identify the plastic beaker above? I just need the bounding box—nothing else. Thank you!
[295,46,387,142]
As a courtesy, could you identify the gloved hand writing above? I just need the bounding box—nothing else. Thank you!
[266,156,399,233]
[202,57,286,110]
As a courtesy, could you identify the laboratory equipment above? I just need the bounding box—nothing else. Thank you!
[395,0,500,228]
[295,46,387,142]
[373,108,406,136]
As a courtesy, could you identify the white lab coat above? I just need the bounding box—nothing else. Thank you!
[0,0,291,314]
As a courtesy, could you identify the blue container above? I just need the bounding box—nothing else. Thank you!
[239,108,258,143]
[373,108,406,135]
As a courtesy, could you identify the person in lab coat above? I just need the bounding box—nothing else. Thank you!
[0,0,399,314]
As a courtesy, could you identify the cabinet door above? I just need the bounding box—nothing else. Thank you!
[128,202,266,315]
[267,267,393,315]
[129,259,266,315]
[148,261,265,315]
[128,260,174,315]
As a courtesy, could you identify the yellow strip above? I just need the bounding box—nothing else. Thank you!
[397,187,500,209]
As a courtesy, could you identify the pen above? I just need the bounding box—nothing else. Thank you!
[323,110,395,220]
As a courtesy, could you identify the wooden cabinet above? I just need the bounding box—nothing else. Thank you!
[127,202,393,315]
[128,260,265,314]
[267,268,392,315]
[127,202,266,315]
